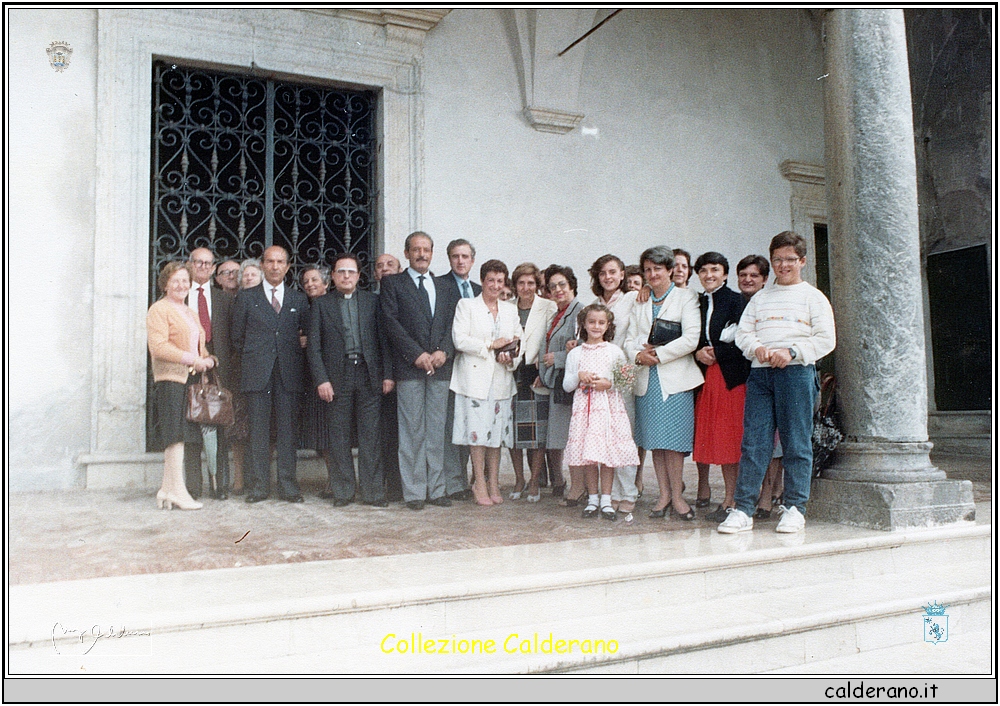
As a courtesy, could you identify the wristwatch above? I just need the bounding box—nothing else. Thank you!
[788,348,797,360]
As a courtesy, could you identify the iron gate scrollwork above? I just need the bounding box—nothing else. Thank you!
[148,60,377,449]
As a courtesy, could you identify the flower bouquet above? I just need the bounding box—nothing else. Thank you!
[612,361,637,392]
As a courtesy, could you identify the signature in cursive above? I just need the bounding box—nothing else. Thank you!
[51,622,151,655]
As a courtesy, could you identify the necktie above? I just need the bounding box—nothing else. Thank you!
[197,286,212,343]
[461,281,471,299]
[418,275,432,317]
[271,287,281,314]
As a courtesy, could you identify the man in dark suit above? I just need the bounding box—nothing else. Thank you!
[307,253,392,507]
[379,231,459,510]
[184,247,234,500]
[231,244,310,503]
[373,252,404,501]
[435,239,482,500]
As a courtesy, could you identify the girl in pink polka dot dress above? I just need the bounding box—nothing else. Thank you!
[563,303,640,521]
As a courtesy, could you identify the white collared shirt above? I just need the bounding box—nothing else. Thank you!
[266,280,285,310]
[187,280,213,317]
[406,267,436,316]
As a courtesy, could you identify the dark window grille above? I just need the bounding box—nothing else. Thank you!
[148,60,377,449]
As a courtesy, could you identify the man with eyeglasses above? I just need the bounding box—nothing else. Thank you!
[306,254,392,508]
[717,231,836,536]
[214,260,241,294]
[184,247,235,500]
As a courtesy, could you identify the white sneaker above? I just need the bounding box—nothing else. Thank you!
[717,508,753,534]
[775,505,805,533]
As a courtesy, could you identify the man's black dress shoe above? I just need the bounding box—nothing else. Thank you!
[363,499,389,508]
[245,494,268,504]
[406,500,425,511]
[282,494,305,503]
[332,498,352,507]
[318,488,336,500]
[216,490,228,501]
[427,496,452,507]
[448,490,471,501]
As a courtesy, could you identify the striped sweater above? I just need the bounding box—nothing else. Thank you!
[735,282,835,367]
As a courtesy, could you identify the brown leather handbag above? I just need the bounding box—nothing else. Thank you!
[186,369,234,426]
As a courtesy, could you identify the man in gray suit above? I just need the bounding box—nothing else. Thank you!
[307,253,392,507]
[378,232,458,510]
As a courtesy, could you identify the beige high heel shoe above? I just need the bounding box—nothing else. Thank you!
[156,489,203,510]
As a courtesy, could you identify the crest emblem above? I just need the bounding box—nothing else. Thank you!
[922,601,949,644]
[46,41,73,72]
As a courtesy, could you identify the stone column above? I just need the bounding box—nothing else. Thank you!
[810,9,975,530]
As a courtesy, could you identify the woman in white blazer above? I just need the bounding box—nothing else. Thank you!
[624,246,704,521]
[451,260,524,506]
[508,263,558,501]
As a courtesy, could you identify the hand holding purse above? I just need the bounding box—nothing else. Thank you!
[186,369,234,426]
[493,338,520,359]
[648,319,682,347]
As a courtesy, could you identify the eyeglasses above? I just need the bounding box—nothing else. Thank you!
[335,268,359,275]
[191,259,215,268]
[771,257,803,265]
[217,269,239,277]
[548,281,570,291]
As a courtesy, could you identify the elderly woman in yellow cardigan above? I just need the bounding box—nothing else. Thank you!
[147,261,216,510]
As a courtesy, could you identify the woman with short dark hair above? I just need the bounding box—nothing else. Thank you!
[691,252,751,522]
[537,264,584,502]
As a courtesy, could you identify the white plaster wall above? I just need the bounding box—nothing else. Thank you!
[7,9,97,489]
[419,8,825,286]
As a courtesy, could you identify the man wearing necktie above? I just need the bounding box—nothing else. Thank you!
[231,245,310,503]
[436,239,482,499]
[184,247,234,499]
[379,232,459,510]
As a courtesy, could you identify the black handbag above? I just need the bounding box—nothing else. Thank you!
[186,369,234,427]
[648,319,682,346]
[550,368,574,405]
[812,373,843,477]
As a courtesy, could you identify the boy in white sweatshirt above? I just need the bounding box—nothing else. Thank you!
[718,231,836,534]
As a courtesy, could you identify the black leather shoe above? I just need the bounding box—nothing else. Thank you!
[706,505,731,523]
[427,496,452,507]
[448,490,472,501]
[406,500,425,511]
[246,494,268,504]
[677,507,696,521]
[332,498,352,507]
[363,499,389,508]
[648,504,671,519]
[695,496,712,508]
[754,508,772,520]
[582,504,599,519]
[216,489,229,501]
[318,488,336,500]
[283,494,305,503]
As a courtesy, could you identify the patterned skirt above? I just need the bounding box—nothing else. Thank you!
[634,370,695,453]
[513,363,549,449]
[452,393,514,448]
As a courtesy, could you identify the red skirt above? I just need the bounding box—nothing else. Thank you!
[692,363,745,465]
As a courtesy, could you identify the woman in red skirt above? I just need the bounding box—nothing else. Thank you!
[691,252,752,523]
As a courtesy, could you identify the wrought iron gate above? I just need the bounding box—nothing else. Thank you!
[150,60,378,303]
[147,60,377,449]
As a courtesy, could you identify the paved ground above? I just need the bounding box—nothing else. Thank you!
[8,454,991,585]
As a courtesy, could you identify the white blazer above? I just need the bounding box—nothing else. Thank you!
[450,295,524,400]
[623,286,703,400]
[519,295,557,366]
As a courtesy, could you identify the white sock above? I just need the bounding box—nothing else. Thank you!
[600,494,612,509]
[587,494,599,508]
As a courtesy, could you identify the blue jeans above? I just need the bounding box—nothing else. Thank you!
[734,365,819,516]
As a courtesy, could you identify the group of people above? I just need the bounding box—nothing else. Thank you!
[147,229,835,534]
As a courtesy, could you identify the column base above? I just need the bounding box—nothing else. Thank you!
[808,478,976,531]
[822,440,946,482]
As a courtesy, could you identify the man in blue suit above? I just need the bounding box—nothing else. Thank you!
[379,232,459,510]
[231,245,310,503]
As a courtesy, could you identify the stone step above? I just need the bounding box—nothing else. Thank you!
[8,523,990,674]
